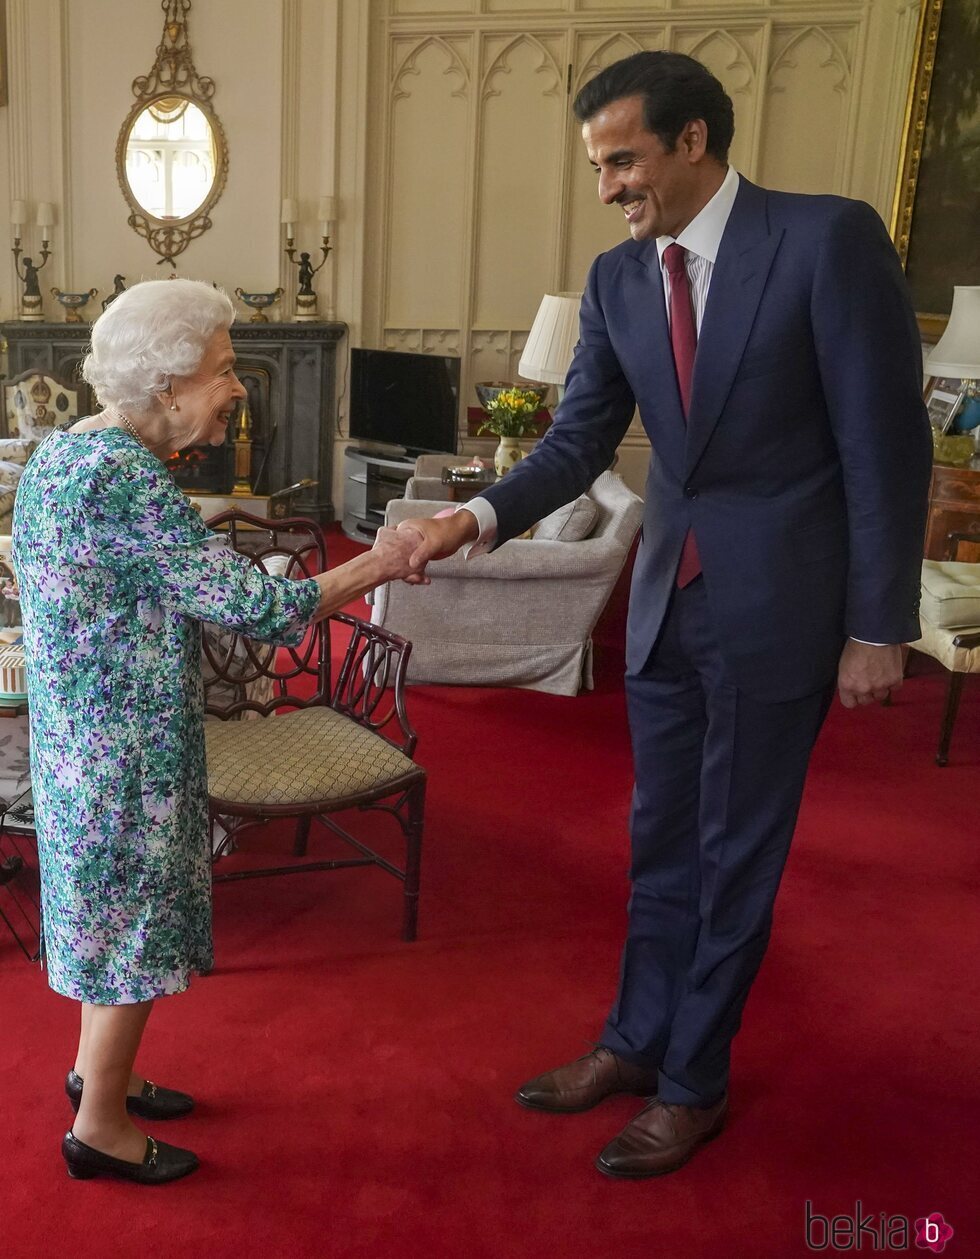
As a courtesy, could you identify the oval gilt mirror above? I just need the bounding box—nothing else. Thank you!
[115,1,228,265]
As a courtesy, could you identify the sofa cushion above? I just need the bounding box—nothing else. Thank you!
[533,495,598,542]
[920,560,980,629]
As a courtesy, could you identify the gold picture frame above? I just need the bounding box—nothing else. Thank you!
[891,0,980,340]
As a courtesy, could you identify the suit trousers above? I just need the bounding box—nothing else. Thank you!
[600,577,834,1106]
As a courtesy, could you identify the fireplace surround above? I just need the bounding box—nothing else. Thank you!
[0,320,345,522]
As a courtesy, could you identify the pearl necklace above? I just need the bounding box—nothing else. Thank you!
[115,411,148,450]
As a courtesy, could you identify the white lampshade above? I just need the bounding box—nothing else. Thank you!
[926,286,980,378]
[318,195,337,224]
[280,198,298,227]
[10,200,28,229]
[36,202,55,230]
[518,292,583,384]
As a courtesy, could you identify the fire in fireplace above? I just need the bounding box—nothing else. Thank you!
[165,442,232,492]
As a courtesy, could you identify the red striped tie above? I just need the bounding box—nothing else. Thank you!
[663,242,701,588]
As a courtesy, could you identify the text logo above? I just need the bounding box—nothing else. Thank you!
[805,1201,954,1252]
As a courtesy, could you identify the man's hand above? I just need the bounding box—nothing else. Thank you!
[837,640,904,708]
[395,511,480,584]
[371,525,428,584]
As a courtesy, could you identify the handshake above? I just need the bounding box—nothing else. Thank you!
[370,510,481,586]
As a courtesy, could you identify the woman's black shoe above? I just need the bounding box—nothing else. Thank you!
[65,1070,195,1120]
[62,1131,199,1184]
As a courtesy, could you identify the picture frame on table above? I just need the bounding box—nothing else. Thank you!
[924,378,965,433]
[891,0,980,340]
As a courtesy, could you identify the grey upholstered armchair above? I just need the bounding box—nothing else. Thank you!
[371,471,643,696]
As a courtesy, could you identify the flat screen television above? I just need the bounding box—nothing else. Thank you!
[349,347,460,456]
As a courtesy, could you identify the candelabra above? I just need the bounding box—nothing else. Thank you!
[231,399,255,496]
[280,197,335,322]
[11,201,55,321]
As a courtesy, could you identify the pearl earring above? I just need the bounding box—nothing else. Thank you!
[170,401,177,411]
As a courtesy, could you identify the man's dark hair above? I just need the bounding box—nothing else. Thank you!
[573,51,734,163]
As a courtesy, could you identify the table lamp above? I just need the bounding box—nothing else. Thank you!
[926,285,980,439]
[519,292,582,401]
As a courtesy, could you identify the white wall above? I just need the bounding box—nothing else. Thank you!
[0,0,922,504]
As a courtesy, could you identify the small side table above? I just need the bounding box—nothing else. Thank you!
[0,703,39,962]
[441,466,496,503]
[0,782,39,962]
[925,460,980,559]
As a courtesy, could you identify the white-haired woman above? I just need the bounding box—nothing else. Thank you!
[12,279,419,1184]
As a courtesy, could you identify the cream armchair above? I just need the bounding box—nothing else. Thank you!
[0,439,36,533]
[908,533,980,765]
[372,471,643,696]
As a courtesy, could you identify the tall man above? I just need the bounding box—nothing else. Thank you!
[399,52,931,1179]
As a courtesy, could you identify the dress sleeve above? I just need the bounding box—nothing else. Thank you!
[80,445,321,645]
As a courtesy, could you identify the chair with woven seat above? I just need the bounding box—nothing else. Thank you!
[203,510,426,940]
[908,532,980,766]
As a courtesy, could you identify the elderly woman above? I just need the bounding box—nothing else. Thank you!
[12,279,419,1185]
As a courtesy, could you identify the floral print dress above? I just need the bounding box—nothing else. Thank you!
[12,428,321,1004]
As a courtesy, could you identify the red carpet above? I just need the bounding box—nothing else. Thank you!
[1,527,978,1258]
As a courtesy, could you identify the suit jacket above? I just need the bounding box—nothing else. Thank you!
[480,178,932,702]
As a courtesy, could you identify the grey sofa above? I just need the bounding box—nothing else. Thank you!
[372,470,643,695]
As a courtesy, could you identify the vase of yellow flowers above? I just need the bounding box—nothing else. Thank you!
[475,382,547,476]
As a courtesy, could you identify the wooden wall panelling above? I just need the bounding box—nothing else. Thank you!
[384,36,471,331]
[758,23,861,194]
[472,32,566,330]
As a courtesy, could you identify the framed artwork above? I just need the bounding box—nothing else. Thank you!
[0,0,7,108]
[891,0,980,339]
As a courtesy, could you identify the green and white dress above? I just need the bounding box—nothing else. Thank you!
[12,428,320,1004]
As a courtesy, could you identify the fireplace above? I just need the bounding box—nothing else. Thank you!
[1,320,346,521]
[158,362,271,495]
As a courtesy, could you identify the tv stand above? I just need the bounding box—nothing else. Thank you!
[342,447,416,542]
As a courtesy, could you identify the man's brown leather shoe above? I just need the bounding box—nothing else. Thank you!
[595,1095,728,1178]
[515,1047,659,1114]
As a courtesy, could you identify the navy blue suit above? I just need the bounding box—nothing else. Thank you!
[480,178,932,1105]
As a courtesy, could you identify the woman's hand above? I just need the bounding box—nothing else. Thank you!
[372,525,429,584]
[311,526,428,620]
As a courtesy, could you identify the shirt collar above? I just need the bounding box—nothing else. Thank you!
[656,166,740,267]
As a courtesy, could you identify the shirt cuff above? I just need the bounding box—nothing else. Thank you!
[454,497,497,558]
[849,638,891,647]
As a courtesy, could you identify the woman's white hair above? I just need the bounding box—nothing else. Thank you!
[82,278,235,414]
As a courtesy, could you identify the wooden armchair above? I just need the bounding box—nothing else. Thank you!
[909,531,980,766]
[203,511,426,940]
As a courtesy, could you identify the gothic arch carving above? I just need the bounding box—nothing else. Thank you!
[481,34,563,102]
[392,36,469,105]
[768,26,851,96]
[573,33,648,97]
[687,29,756,94]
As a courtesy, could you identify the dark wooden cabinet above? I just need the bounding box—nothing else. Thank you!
[925,461,980,559]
